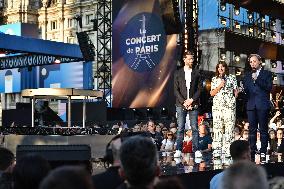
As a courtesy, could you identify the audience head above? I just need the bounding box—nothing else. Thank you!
[102,134,122,168]
[154,177,185,189]
[242,129,249,140]
[13,154,51,189]
[132,124,141,132]
[119,135,159,187]
[165,131,175,140]
[223,161,268,189]
[276,129,283,140]
[269,129,276,140]
[147,120,156,133]
[0,147,15,172]
[268,176,284,189]
[39,166,93,189]
[230,140,250,162]
[198,123,208,135]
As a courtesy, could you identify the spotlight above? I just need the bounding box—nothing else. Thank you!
[234,21,241,29]
[248,26,254,33]
[234,54,240,62]
[0,51,6,57]
[220,17,227,26]
[261,15,266,23]
[273,74,278,81]
[234,6,240,16]
[161,107,168,119]
[271,61,277,68]
[271,31,276,39]
[236,68,242,76]
[270,18,276,26]
[220,0,226,11]
[260,29,266,36]
[54,58,61,64]
[247,11,253,20]
[220,49,226,61]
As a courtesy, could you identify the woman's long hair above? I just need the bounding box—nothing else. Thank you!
[215,62,229,77]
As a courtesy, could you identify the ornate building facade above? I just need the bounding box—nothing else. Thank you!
[3,0,41,24]
[1,0,96,42]
[38,0,96,43]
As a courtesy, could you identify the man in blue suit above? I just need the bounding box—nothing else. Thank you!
[243,54,272,162]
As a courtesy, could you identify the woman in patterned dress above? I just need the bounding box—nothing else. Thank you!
[210,62,239,165]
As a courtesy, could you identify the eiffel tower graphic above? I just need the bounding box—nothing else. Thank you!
[131,14,156,70]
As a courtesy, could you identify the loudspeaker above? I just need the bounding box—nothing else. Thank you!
[16,145,92,173]
[70,101,107,125]
[159,0,182,35]
[2,109,32,127]
[76,32,96,61]
[16,145,91,161]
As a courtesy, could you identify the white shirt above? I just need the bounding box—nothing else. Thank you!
[184,67,192,99]
[256,67,261,77]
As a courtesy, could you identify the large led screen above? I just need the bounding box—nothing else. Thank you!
[112,0,177,108]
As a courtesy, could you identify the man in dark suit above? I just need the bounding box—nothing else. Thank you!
[174,51,201,157]
[243,54,272,162]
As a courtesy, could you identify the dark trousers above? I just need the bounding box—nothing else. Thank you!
[247,108,270,158]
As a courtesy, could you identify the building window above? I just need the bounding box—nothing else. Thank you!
[51,21,57,30]
[67,37,74,44]
[67,18,73,28]
[86,14,93,25]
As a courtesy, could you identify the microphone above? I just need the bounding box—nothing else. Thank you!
[252,72,256,84]
[220,74,226,81]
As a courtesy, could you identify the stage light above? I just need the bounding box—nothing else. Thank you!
[273,74,278,81]
[247,11,253,20]
[161,107,168,119]
[234,6,240,16]
[234,54,240,62]
[236,68,242,76]
[261,15,266,22]
[54,58,61,64]
[0,51,6,57]
[271,61,277,68]
[234,21,241,29]
[220,17,227,26]
[270,18,276,26]
[260,29,266,36]
[220,49,226,61]
[271,31,276,39]
[220,0,226,11]
[248,26,254,33]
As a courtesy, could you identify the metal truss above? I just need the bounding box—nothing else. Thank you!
[182,0,199,67]
[96,0,112,106]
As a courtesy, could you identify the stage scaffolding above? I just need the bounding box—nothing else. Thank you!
[96,0,112,106]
